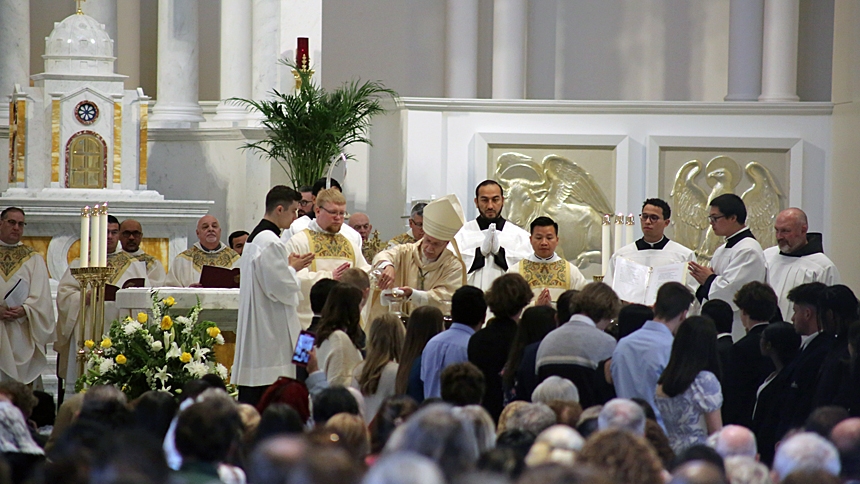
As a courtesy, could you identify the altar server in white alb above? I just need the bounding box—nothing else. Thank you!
[508,216,587,306]
[0,207,54,383]
[689,194,767,338]
[165,214,240,287]
[454,180,532,290]
[233,186,314,406]
[765,208,840,321]
[604,198,696,292]
[283,188,370,329]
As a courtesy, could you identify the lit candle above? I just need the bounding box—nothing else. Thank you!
[297,37,309,69]
[601,214,611,276]
[614,213,624,253]
[99,203,108,266]
[626,213,635,246]
[90,203,101,267]
[80,207,90,268]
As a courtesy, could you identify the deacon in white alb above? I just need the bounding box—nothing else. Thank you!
[454,180,532,290]
[233,186,314,405]
[0,208,54,383]
[280,178,360,243]
[283,188,370,329]
[165,214,240,287]
[604,198,696,293]
[508,216,587,306]
[690,194,766,339]
[765,208,840,321]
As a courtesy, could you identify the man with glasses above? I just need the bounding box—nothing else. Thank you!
[604,198,696,293]
[297,186,315,218]
[388,202,427,247]
[284,188,370,328]
[689,194,766,339]
[281,178,361,243]
[115,219,167,287]
[0,207,53,384]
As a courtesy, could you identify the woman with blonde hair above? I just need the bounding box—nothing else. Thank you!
[351,313,405,422]
[316,283,365,386]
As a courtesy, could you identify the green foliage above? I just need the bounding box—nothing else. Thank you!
[232,60,399,188]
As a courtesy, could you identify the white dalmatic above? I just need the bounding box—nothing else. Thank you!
[233,230,303,385]
[454,220,532,291]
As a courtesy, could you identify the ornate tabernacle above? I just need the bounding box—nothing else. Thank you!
[71,266,115,374]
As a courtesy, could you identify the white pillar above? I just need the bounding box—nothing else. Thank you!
[725,0,764,101]
[0,0,29,125]
[214,0,252,122]
[149,0,205,126]
[116,0,141,88]
[252,0,280,101]
[82,0,118,59]
[492,0,527,99]
[759,0,800,102]
[445,0,479,98]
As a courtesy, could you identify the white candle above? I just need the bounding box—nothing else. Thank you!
[601,215,611,276]
[90,203,101,267]
[80,207,90,268]
[614,213,623,253]
[626,213,635,246]
[99,203,108,266]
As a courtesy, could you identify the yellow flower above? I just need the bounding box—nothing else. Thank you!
[207,327,221,338]
[84,340,95,349]
[164,296,176,307]
[100,338,112,349]
[180,352,192,363]
[137,312,148,324]
[115,354,127,365]
[161,316,173,330]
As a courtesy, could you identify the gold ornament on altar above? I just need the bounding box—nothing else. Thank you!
[362,230,386,263]
[496,153,612,268]
[671,156,783,263]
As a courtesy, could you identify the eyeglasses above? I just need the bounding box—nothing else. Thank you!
[2,220,26,227]
[319,206,347,218]
[299,200,312,206]
[708,214,727,223]
[639,214,662,223]
[410,219,423,228]
[121,231,143,238]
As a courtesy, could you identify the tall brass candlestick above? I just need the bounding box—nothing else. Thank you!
[71,266,115,375]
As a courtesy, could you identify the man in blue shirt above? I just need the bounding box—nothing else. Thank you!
[421,285,487,399]
[612,281,694,425]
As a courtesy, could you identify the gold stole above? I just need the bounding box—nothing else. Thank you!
[0,245,36,282]
[519,259,570,290]
[178,246,240,271]
[305,229,356,271]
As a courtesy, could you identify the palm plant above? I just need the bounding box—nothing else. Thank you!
[233,60,399,188]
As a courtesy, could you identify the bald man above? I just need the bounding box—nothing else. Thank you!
[117,219,166,287]
[348,212,384,263]
[765,208,840,321]
[166,215,240,287]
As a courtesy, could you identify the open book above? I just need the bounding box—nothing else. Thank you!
[200,265,240,289]
[611,258,689,305]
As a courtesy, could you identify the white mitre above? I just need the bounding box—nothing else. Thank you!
[423,194,465,241]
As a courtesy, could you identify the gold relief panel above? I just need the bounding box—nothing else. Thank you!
[139,103,148,185]
[21,237,52,277]
[490,146,615,269]
[51,99,60,183]
[15,99,26,183]
[113,102,122,184]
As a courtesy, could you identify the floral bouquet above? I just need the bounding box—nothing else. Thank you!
[75,292,228,399]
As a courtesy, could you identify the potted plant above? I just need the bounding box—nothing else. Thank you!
[234,61,399,188]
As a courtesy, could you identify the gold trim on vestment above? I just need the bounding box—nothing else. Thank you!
[519,259,571,290]
[177,246,240,272]
[0,245,36,282]
[305,229,355,272]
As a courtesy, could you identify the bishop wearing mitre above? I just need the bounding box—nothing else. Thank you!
[165,214,240,287]
[370,194,467,320]
[283,188,370,329]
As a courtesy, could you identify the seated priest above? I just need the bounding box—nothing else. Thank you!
[370,194,467,319]
[388,202,427,247]
[165,215,240,287]
[507,216,587,306]
[115,219,167,287]
[348,212,385,263]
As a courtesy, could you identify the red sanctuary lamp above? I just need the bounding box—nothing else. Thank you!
[293,37,314,90]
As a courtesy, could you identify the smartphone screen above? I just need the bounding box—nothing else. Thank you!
[291,331,316,367]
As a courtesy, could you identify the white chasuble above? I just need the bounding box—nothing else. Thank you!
[509,253,587,305]
[282,222,370,329]
[454,219,532,291]
[0,244,54,383]
[165,243,240,287]
[233,230,303,385]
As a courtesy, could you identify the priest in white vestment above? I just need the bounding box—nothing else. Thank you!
[387,202,426,248]
[0,208,54,383]
[765,208,840,321]
[454,180,532,290]
[233,186,314,405]
[165,215,240,287]
[690,194,767,339]
[117,219,167,287]
[508,216,587,306]
[283,188,370,329]
[371,194,467,320]
[605,199,697,294]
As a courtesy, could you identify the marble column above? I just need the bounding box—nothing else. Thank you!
[82,0,118,59]
[759,0,800,102]
[445,0,479,98]
[214,0,252,122]
[251,0,280,102]
[0,0,29,125]
[725,0,764,101]
[492,0,527,99]
[149,0,205,126]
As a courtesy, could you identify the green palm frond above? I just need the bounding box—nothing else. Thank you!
[231,60,400,188]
